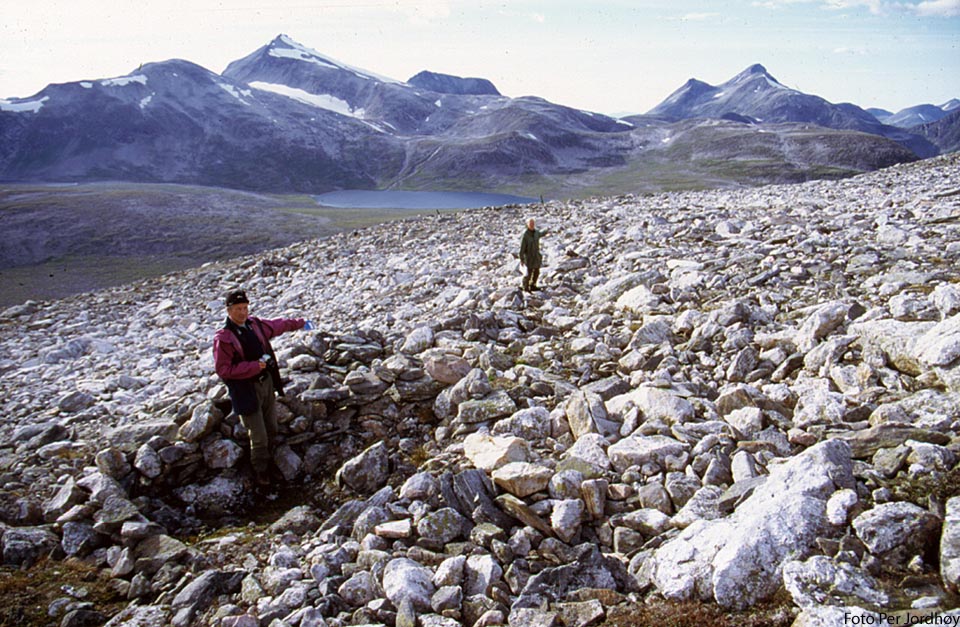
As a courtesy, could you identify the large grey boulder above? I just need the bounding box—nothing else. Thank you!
[383,557,436,612]
[173,475,248,518]
[606,386,695,425]
[852,501,941,562]
[607,434,690,474]
[336,441,390,494]
[1,525,60,567]
[848,318,931,376]
[650,439,855,609]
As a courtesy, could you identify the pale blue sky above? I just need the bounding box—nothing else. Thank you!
[2,0,958,115]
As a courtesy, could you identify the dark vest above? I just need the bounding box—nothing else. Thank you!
[223,318,283,414]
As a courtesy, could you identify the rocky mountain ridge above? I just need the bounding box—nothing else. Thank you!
[2,154,960,626]
[646,64,937,158]
[0,36,945,197]
[871,99,960,128]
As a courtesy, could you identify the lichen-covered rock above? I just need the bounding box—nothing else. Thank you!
[417,507,469,545]
[2,525,60,567]
[173,475,248,518]
[942,497,960,592]
[383,557,436,611]
[457,390,517,424]
[782,555,888,608]
[336,441,390,494]
[852,501,941,560]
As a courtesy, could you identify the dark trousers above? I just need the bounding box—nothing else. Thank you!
[239,376,277,474]
[523,265,540,291]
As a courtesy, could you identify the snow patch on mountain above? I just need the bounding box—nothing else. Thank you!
[269,46,340,70]
[101,75,147,88]
[0,96,49,113]
[250,81,358,116]
[218,83,252,104]
[139,95,153,109]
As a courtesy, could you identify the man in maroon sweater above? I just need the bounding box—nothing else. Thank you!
[213,289,312,485]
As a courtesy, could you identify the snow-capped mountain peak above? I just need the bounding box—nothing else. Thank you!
[266,34,401,85]
[724,63,791,92]
[942,98,960,112]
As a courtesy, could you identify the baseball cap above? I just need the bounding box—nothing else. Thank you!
[225,290,250,307]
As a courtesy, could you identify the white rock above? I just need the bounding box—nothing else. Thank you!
[464,553,502,597]
[825,489,859,526]
[607,434,690,474]
[551,499,585,543]
[463,432,529,471]
[401,326,435,354]
[651,439,855,610]
[491,462,553,498]
[606,386,695,425]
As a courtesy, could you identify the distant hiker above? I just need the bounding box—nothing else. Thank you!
[213,289,314,486]
[519,217,547,292]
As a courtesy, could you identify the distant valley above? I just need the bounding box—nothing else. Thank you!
[0,182,458,308]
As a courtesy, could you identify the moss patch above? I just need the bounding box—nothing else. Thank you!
[0,557,126,627]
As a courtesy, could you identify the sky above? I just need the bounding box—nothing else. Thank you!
[2,0,958,116]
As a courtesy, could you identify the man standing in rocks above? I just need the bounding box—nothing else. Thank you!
[519,217,547,292]
[213,289,312,486]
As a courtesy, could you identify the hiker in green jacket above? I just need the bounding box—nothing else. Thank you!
[519,218,547,292]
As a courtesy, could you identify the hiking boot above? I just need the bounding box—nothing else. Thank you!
[253,471,271,487]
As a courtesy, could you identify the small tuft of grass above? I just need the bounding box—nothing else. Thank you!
[407,445,431,469]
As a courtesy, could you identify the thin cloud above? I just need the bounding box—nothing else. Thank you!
[912,0,960,16]
[756,0,960,15]
[823,0,885,14]
[497,9,548,24]
[681,12,720,20]
[834,46,869,54]
[391,1,452,24]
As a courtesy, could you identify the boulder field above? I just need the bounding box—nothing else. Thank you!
[2,153,960,626]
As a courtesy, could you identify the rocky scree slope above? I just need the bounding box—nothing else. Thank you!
[2,155,960,626]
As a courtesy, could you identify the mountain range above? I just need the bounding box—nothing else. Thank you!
[869,99,960,128]
[0,35,955,196]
